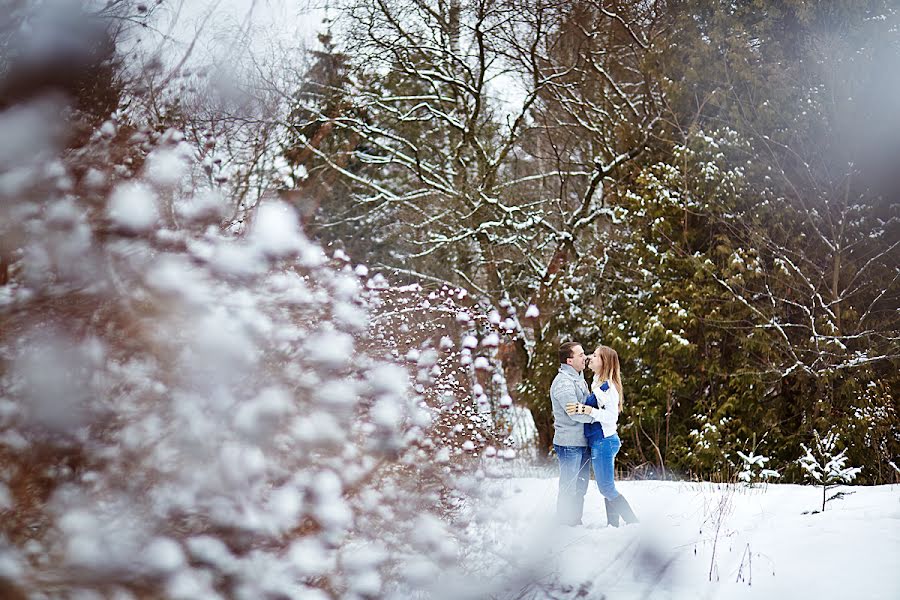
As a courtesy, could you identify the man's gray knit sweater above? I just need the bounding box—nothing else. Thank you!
[550,364,593,446]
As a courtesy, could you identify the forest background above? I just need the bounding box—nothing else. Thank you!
[1,1,898,598]
[3,0,897,483]
[280,0,899,484]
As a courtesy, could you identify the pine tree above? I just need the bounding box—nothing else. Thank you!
[736,450,780,486]
[280,27,399,265]
[797,430,862,512]
[615,0,900,481]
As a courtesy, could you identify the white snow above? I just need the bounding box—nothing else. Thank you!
[370,397,402,428]
[456,479,900,599]
[143,537,185,573]
[473,356,491,370]
[83,168,106,189]
[249,202,307,258]
[233,387,293,440]
[144,144,192,187]
[0,483,11,510]
[366,274,389,289]
[177,189,225,223]
[100,120,116,138]
[0,549,22,579]
[367,363,409,396]
[208,241,266,278]
[330,273,360,301]
[289,538,336,577]
[304,330,355,370]
[107,182,159,232]
[417,348,439,367]
[15,332,91,434]
[0,97,65,169]
[481,333,500,347]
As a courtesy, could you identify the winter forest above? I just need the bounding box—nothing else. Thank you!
[0,0,898,598]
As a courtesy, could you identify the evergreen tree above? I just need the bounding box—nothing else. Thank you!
[797,429,863,511]
[283,1,900,477]
[605,0,900,481]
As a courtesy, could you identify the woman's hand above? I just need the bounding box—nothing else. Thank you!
[566,402,589,416]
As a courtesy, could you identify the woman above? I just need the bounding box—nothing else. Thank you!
[566,345,638,527]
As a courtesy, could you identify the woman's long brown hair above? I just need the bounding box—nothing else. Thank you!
[596,345,624,411]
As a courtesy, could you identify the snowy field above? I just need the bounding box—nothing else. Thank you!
[449,479,900,600]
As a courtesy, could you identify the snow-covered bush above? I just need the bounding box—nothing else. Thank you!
[364,285,521,469]
[736,450,780,486]
[0,100,517,597]
[0,13,513,594]
[797,430,863,512]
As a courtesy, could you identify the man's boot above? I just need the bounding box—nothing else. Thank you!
[612,494,639,524]
[604,497,620,528]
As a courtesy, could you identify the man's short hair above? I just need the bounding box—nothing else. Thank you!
[559,341,580,364]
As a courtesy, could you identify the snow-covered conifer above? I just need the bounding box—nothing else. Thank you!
[797,430,863,512]
[736,450,780,486]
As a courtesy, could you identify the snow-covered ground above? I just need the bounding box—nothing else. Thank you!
[450,479,900,600]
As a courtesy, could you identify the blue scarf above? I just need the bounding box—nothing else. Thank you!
[583,380,608,442]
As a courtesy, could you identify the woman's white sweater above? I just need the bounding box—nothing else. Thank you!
[589,379,619,437]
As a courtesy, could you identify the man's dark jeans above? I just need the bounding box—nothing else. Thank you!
[554,444,590,526]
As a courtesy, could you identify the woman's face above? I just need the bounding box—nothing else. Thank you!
[588,348,602,373]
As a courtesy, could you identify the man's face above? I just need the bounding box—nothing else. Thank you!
[568,345,587,372]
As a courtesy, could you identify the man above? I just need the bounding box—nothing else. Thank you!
[550,341,593,526]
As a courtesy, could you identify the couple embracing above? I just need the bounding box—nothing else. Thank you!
[550,341,638,527]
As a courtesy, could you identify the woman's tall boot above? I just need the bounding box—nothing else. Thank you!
[604,497,620,527]
[612,494,639,524]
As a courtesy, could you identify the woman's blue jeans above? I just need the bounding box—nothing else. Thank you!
[589,434,621,500]
[554,444,590,525]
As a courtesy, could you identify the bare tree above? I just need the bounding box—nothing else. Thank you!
[285,0,669,449]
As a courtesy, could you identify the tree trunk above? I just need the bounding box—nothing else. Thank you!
[535,409,554,458]
[448,0,461,57]
[832,248,842,332]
